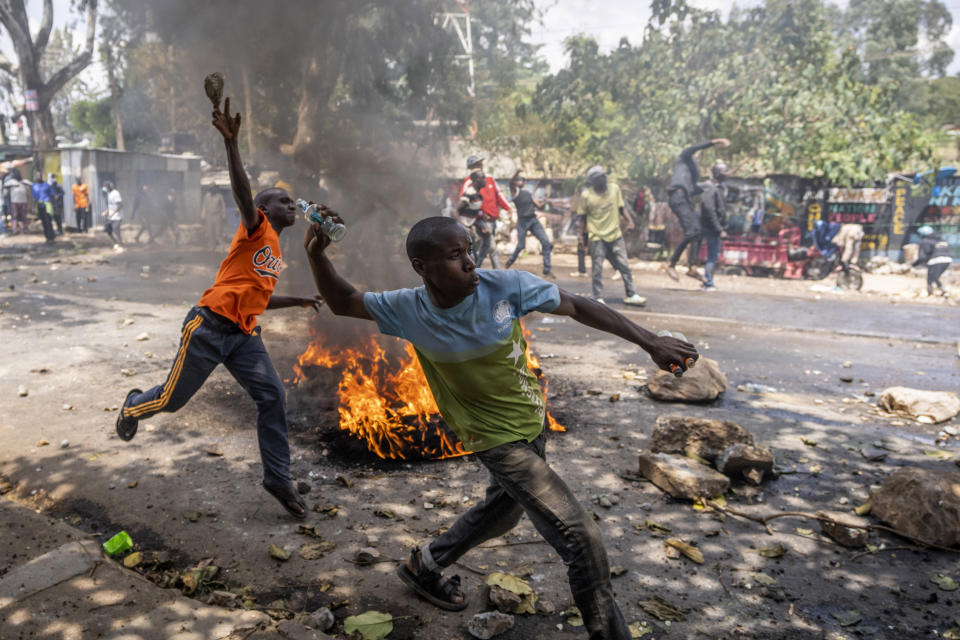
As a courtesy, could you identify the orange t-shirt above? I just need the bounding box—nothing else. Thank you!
[72,183,89,209]
[198,213,283,334]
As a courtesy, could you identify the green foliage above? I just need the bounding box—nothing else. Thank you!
[516,0,938,185]
[69,98,116,147]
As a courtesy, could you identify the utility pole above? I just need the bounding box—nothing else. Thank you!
[436,3,475,97]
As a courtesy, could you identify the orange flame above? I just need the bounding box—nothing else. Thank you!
[294,321,564,459]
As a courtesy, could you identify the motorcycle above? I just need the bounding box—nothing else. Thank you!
[802,220,864,290]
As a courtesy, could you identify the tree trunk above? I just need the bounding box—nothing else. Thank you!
[0,0,98,149]
[103,43,125,150]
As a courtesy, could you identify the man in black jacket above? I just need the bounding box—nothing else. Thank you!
[699,162,729,291]
[914,225,953,296]
[664,138,729,281]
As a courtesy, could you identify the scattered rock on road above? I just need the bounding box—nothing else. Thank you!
[467,611,514,639]
[870,467,960,547]
[652,415,756,462]
[716,443,775,484]
[637,452,730,500]
[646,357,727,402]
[878,387,960,424]
[816,511,869,548]
[306,607,335,632]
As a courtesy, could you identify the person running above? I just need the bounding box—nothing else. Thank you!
[115,97,323,520]
[664,138,730,282]
[102,181,124,247]
[578,166,646,306]
[30,172,56,243]
[504,174,554,279]
[303,213,698,640]
[72,177,90,233]
[914,225,952,296]
[699,162,729,292]
[459,155,510,269]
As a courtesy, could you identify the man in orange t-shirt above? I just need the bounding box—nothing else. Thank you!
[115,97,322,520]
[72,177,90,233]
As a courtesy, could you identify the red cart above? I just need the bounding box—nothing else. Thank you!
[698,227,810,278]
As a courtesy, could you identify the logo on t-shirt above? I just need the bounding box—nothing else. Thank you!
[493,299,512,336]
[252,245,284,279]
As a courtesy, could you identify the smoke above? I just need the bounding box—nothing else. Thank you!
[113,0,472,302]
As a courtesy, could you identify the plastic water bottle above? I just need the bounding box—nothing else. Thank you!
[297,199,346,242]
[657,330,696,377]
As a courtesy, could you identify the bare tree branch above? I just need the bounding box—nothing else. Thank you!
[34,0,53,53]
[39,0,97,103]
[0,52,17,76]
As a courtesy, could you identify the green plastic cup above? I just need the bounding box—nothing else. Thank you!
[102,531,132,557]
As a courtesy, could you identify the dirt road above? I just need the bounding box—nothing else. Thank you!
[2,232,958,639]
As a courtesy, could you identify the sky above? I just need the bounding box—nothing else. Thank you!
[5,0,960,108]
[528,0,960,74]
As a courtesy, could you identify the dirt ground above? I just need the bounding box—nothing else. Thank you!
[1,228,959,640]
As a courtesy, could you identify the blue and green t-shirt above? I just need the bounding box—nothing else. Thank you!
[363,269,561,452]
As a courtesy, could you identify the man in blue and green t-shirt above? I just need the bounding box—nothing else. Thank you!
[304,213,698,640]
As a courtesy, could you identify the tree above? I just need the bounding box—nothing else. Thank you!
[522,0,937,186]
[0,0,98,147]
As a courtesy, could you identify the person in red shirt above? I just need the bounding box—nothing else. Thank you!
[115,97,322,520]
[458,155,511,268]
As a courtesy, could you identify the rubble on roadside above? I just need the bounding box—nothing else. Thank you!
[878,387,960,424]
[642,415,776,491]
[870,467,960,547]
[646,357,727,402]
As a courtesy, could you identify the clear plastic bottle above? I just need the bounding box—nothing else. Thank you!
[297,198,346,242]
[657,330,696,377]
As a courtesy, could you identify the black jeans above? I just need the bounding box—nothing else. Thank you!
[75,207,89,233]
[121,306,292,487]
[668,190,700,267]
[35,202,55,242]
[423,433,629,640]
[475,222,500,269]
[928,262,950,290]
[507,216,552,272]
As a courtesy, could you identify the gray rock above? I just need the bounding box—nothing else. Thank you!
[646,357,727,403]
[651,415,756,462]
[488,584,523,613]
[716,443,775,484]
[306,607,335,632]
[467,611,515,639]
[637,452,730,500]
[878,387,960,424]
[871,467,960,547]
[816,511,869,548]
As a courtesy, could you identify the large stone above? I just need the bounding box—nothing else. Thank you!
[467,611,515,639]
[646,358,727,402]
[870,468,960,547]
[878,387,960,424]
[716,443,775,484]
[651,415,756,462]
[637,452,730,500]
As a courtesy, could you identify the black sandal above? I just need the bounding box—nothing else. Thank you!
[263,481,307,520]
[396,548,468,611]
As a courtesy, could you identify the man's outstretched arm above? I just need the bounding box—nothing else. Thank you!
[211,98,258,232]
[303,217,371,320]
[550,289,698,374]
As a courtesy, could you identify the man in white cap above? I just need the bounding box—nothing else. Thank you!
[577,166,646,306]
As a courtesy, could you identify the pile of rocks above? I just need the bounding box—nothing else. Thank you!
[637,415,774,499]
